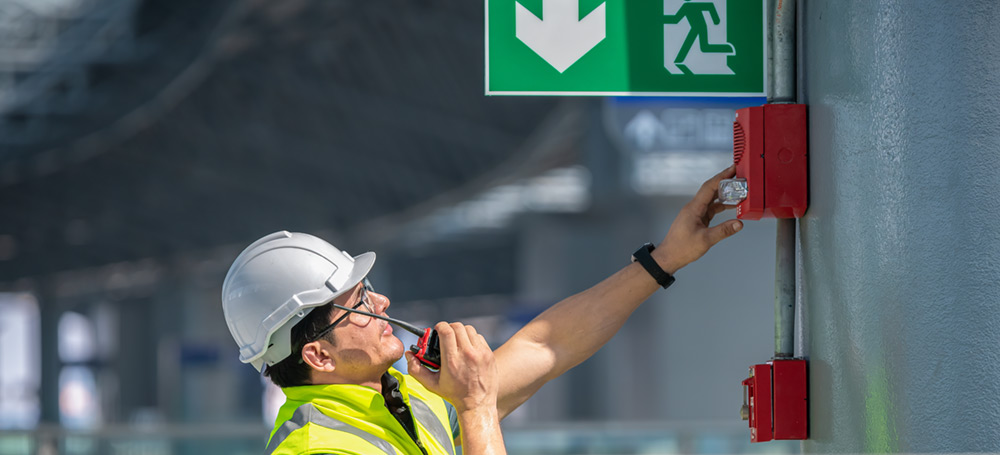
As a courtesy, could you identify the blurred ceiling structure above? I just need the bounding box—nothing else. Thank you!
[0,0,582,282]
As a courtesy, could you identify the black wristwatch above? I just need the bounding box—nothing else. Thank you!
[631,243,675,289]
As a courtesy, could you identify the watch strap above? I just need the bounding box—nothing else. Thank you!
[632,243,676,289]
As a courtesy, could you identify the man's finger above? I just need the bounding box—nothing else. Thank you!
[473,333,491,350]
[705,219,743,245]
[451,322,472,350]
[692,166,737,210]
[406,352,438,387]
[466,326,488,350]
[436,321,458,365]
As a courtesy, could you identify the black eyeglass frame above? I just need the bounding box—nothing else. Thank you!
[305,278,375,344]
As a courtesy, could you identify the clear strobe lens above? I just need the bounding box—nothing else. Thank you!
[719,178,748,205]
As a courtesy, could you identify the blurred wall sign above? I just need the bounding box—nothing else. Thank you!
[486,0,765,96]
[604,97,762,195]
[180,343,221,367]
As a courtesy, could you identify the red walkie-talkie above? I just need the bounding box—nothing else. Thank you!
[330,303,441,370]
[409,327,441,370]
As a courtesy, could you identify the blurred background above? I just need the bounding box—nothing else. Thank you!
[0,0,797,453]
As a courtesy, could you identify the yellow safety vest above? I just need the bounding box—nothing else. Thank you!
[265,368,457,455]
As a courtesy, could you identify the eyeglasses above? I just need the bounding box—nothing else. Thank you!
[305,278,376,344]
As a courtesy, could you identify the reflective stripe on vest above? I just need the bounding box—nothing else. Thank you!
[265,403,398,455]
[408,396,455,455]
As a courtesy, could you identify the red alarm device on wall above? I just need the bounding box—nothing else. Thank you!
[719,104,808,220]
[741,359,808,442]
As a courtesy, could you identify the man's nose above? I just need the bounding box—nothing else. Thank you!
[371,291,390,313]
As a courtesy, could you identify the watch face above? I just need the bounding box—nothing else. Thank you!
[633,243,654,261]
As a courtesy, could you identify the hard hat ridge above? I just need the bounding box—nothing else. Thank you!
[221,231,375,372]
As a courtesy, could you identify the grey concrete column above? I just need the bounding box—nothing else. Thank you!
[802,0,1000,451]
[37,281,61,425]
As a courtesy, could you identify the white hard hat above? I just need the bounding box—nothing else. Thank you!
[221,231,375,372]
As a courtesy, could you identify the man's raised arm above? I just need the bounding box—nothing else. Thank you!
[492,166,744,419]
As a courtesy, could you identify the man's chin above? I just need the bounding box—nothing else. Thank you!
[384,337,405,362]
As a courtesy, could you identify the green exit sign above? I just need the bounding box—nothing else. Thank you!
[486,0,765,96]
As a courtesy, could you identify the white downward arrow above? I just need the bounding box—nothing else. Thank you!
[515,0,606,73]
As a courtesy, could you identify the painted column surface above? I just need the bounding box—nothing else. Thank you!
[802,0,1000,452]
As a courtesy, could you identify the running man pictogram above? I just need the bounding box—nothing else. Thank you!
[663,0,735,75]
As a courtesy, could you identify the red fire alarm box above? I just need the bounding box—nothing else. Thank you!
[741,359,808,442]
[719,104,808,220]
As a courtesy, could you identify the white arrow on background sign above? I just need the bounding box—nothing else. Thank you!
[515,0,606,73]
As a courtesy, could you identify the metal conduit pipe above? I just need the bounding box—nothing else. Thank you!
[774,219,796,358]
[769,0,797,359]
[769,0,797,103]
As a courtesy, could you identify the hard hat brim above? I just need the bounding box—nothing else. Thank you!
[342,251,376,296]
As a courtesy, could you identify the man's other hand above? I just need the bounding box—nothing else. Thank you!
[407,322,499,413]
[655,165,744,274]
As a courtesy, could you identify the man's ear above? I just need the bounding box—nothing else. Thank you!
[301,340,336,372]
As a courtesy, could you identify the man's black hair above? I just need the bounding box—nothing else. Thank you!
[263,302,338,388]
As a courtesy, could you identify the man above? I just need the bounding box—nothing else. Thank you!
[222,167,744,454]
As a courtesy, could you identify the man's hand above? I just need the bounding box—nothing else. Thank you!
[408,322,507,454]
[654,165,744,274]
[407,321,499,412]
